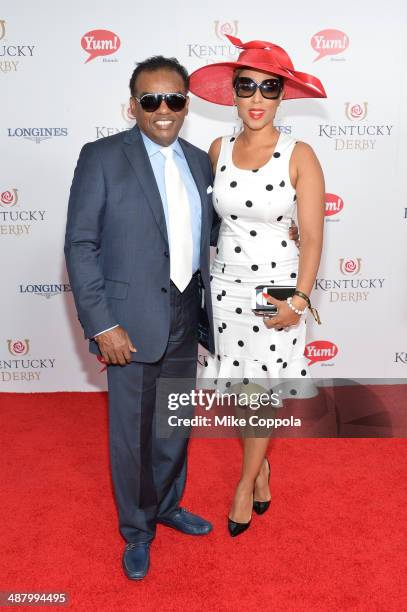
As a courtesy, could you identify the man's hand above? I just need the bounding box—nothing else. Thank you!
[289,220,300,248]
[94,326,137,366]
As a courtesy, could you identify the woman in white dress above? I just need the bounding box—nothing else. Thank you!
[190,35,326,536]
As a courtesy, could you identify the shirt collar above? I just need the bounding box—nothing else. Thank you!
[140,129,183,159]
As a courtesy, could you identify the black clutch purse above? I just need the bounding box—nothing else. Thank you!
[251,285,296,316]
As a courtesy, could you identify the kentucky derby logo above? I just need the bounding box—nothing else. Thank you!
[0,188,18,207]
[345,103,368,121]
[121,103,135,124]
[0,19,5,40]
[311,29,349,62]
[305,341,338,366]
[7,339,30,356]
[339,258,362,275]
[325,193,343,217]
[81,29,120,63]
[214,20,238,40]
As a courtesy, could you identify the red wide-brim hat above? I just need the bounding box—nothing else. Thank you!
[189,35,327,105]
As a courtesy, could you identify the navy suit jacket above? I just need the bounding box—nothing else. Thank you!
[65,124,219,362]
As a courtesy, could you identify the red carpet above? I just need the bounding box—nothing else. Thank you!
[1,392,407,611]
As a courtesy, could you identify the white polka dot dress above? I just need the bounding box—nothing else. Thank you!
[198,131,313,396]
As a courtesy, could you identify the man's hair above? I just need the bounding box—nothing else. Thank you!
[129,56,189,96]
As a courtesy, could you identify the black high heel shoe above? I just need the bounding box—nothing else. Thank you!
[227,515,251,537]
[253,457,271,515]
[227,493,253,537]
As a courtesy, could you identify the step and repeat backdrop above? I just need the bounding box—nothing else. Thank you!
[1,0,406,391]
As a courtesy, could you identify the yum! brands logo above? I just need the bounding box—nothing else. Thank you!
[305,341,338,366]
[8,339,30,356]
[81,29,120,63]
[311,29,349,62]
[325,193,343,220]
[1,188,18,207]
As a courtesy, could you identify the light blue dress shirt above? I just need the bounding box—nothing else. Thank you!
[140,130,202,273]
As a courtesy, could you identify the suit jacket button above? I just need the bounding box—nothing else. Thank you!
[161,287,168,293]
[164,251,169,257]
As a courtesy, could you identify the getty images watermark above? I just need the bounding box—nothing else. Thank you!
[165,388,302,432]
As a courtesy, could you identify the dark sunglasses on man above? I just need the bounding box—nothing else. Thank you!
[233,76,283,100]
[134,92,187,113]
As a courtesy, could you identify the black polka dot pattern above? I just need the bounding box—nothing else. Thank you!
[199,132,308,392]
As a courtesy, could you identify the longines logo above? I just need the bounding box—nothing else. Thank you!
[186,20,240,61]
[0,19,36,73]
[0,187,46,236]
[19,283,71,299]
[81,29,120,63]
[319,102,393,151]
[1,340,56,382]
[7,127,68,144]
[305,341,338,366]
[95,103,134,139]
[315,258,385,303]
[325,193,343,221]
[311,29,349,62]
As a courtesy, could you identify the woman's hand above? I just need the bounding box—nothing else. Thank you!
[257,293,306,329]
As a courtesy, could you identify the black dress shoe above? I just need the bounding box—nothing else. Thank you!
[253,457,271,515]
[122,542,150,580]
[227,516,251,537]
[157,507,212,535]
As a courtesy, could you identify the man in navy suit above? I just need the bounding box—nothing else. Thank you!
[65,57,216,580]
